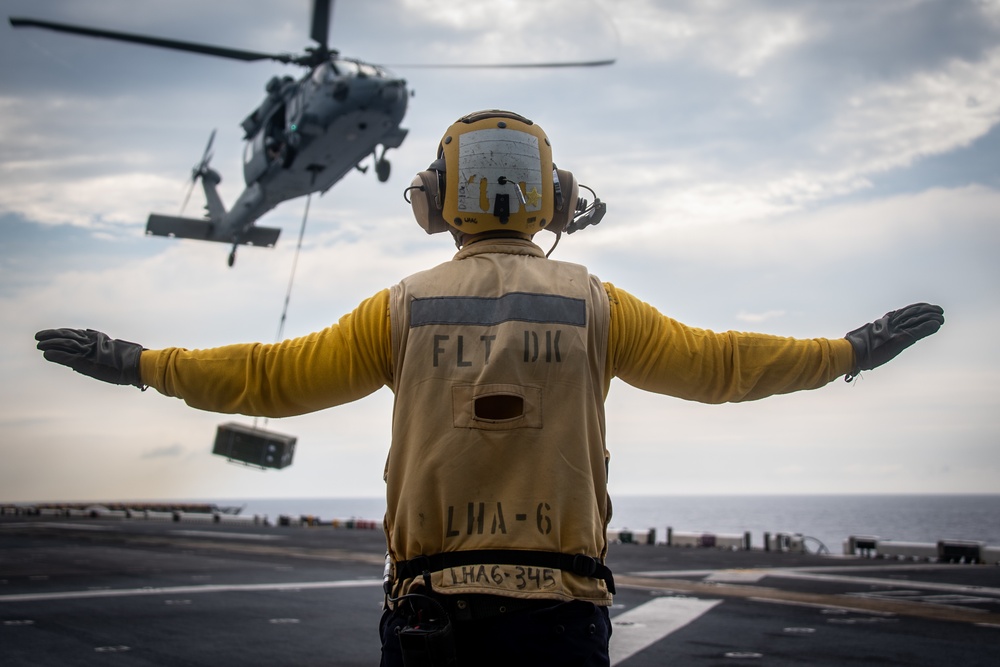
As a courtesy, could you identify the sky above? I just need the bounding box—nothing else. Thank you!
[1,0,998,505]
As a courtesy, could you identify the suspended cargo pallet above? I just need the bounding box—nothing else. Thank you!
[213,422,296,469]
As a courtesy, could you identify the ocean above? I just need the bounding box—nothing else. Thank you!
[207,494,1000,554]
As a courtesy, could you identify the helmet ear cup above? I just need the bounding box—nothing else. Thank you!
[547,168,579,234]
[410,162,449,235]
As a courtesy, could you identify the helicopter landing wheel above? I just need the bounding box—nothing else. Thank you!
[375,157,390,183]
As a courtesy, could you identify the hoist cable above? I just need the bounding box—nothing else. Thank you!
[276,192,312,343]
[254,194,312,433]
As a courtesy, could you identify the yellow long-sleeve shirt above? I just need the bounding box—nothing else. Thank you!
[139,284,854,414]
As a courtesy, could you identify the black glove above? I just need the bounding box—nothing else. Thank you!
[845,303,944,381]
[35,328,145,389]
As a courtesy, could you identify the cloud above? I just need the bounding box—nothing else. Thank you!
[1,171,184,228]
[823,47,1000,175]
[394,0,619,65]
[613,0,811,75]
[561,1,1000,234]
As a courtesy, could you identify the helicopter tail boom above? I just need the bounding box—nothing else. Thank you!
[146,214,281,247]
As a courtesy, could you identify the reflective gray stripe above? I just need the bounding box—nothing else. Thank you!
[410,293,586,327]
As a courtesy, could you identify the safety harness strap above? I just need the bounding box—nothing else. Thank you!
[394,549,616,594]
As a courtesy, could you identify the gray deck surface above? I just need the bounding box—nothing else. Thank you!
[2,515,999,666]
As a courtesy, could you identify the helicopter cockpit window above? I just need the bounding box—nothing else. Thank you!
[333,60,360,78]
[311,62,336,85]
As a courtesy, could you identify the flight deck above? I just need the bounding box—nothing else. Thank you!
[2,514,999,666]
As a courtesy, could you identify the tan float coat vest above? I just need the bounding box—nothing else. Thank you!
[387,239,612,603]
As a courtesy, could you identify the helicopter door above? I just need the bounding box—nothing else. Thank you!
[263,106,288,162]
[243,128,270,185]
[244,109,285,184]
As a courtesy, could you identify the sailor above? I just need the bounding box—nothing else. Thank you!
[35,110,944,667]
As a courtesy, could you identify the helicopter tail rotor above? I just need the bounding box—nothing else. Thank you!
[191,129,216,181]
[179,179,197,217]
[180,130,217,216]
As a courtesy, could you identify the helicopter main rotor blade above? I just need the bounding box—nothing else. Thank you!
[310,0,333,50]
[385,58,616,69]
[9,17,299,64]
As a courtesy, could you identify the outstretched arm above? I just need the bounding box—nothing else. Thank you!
[604,284,943,403]
[36,289,394,418]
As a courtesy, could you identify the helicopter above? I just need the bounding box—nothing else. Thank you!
[9,0,614,267]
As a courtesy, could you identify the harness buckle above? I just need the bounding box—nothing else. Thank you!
[571,553,598,577]
[411,555,431,574]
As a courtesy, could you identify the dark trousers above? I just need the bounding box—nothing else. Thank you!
[379,598,611,667]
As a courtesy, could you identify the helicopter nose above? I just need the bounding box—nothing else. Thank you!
[381,81,406,102]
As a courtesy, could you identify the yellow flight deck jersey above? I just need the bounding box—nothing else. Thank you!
[140,238,855,605]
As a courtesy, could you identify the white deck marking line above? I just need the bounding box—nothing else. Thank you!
[705,570,768,583]
[629,566,1000,597]
[169,529,286,541]
[1,522,122,532]
[746,596,898,615]
[610,597,721,666]
[629,562,993,578]
[775,571,1000,598]
[0,579,383,603]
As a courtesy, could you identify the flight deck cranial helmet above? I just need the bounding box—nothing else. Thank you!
[409,110,579,238]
